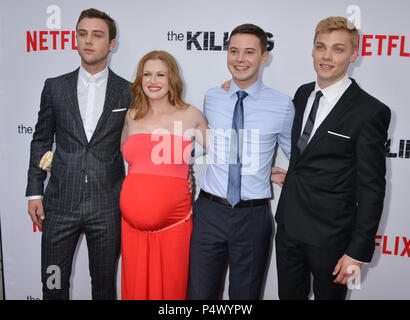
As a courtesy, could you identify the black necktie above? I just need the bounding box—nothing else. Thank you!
[297,90,323,153]
[227,90,248,206]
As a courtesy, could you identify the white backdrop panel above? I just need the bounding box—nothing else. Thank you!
[0,0,409,299]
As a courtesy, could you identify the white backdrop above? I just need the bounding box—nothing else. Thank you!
[0,0,409,300]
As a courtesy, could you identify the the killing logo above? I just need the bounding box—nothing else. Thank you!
[386,139,410,159]
[167,30,275,52]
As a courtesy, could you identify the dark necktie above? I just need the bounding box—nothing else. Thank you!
[297,90,323,153]
[227,90,248,207]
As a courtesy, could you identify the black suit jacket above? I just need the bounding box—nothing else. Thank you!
[26,68,132,213]
[275,79,391,262]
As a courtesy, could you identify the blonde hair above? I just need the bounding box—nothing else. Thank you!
[129,50,187,120]
[314,16,359,50]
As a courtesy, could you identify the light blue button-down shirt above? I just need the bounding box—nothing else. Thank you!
[199,80,294,200]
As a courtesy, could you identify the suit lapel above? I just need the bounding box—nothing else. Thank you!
[294,83,314,138]
[297,79,360,158]
[293,83,315,160]
[89,69,121,144]
[65,68,89,145]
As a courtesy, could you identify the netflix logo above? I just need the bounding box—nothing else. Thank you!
[346,6,409,58]
[375,235,410,257]
[359,34,409,57]
[26,5,77,53]
[26,30,77,52]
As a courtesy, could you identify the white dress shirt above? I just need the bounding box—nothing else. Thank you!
[28,66,109,200]
[77,66,109,141]
[301,74,351,141]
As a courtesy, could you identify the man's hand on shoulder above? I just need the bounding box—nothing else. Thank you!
[221,80,231,91]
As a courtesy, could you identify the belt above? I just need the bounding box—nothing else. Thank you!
[146,210,192,233]
[199,190,269,208]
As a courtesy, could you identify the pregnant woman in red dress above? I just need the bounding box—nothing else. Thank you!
[120,51,207,299]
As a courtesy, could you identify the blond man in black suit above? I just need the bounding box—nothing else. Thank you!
[275,16,391,300]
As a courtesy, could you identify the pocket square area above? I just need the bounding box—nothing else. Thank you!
[112,108,127,112]
[327,131,351,139]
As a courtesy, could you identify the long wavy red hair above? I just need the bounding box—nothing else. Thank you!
[129,50,187,120]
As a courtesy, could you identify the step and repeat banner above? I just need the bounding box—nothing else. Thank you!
[0,0,409,300]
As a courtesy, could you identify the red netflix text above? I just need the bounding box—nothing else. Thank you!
[375,235,410,257]
[359,35,409,57]
[26,30,77,52]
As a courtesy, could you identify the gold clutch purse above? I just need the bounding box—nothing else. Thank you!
[39,151,54,172]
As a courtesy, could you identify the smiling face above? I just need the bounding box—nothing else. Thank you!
[141,59,170,102]
[312,30,358,89]
[76,17,116,73]
[227,33,269,89]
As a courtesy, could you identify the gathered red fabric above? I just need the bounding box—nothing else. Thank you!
[120,134,193,300]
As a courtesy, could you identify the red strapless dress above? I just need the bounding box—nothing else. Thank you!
[120,133,193,300]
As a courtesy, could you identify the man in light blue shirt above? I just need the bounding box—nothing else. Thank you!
[199,79,293,199]
[188,23,294,300]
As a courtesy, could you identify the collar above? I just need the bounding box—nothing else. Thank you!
[228,79,262,100]
[79,66,109,87]
[314,74,351,103]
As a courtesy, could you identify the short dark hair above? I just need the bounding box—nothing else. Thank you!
[228,23,268,53]
[76,8,116,41]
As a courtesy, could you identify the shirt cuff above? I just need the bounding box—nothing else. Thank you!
[27,195,43,200]
[345,254,367,265]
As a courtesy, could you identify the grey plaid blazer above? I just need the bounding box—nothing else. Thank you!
[26,68,132,212]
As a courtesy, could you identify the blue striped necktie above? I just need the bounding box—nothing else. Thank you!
[227,90,248,207]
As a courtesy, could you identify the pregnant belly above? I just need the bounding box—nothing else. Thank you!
[120,173,191,231]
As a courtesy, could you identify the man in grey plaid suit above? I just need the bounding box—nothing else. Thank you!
[26,8,132,299]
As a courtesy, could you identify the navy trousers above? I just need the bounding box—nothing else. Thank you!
[187,194,273,300]
[275,225,348,300]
